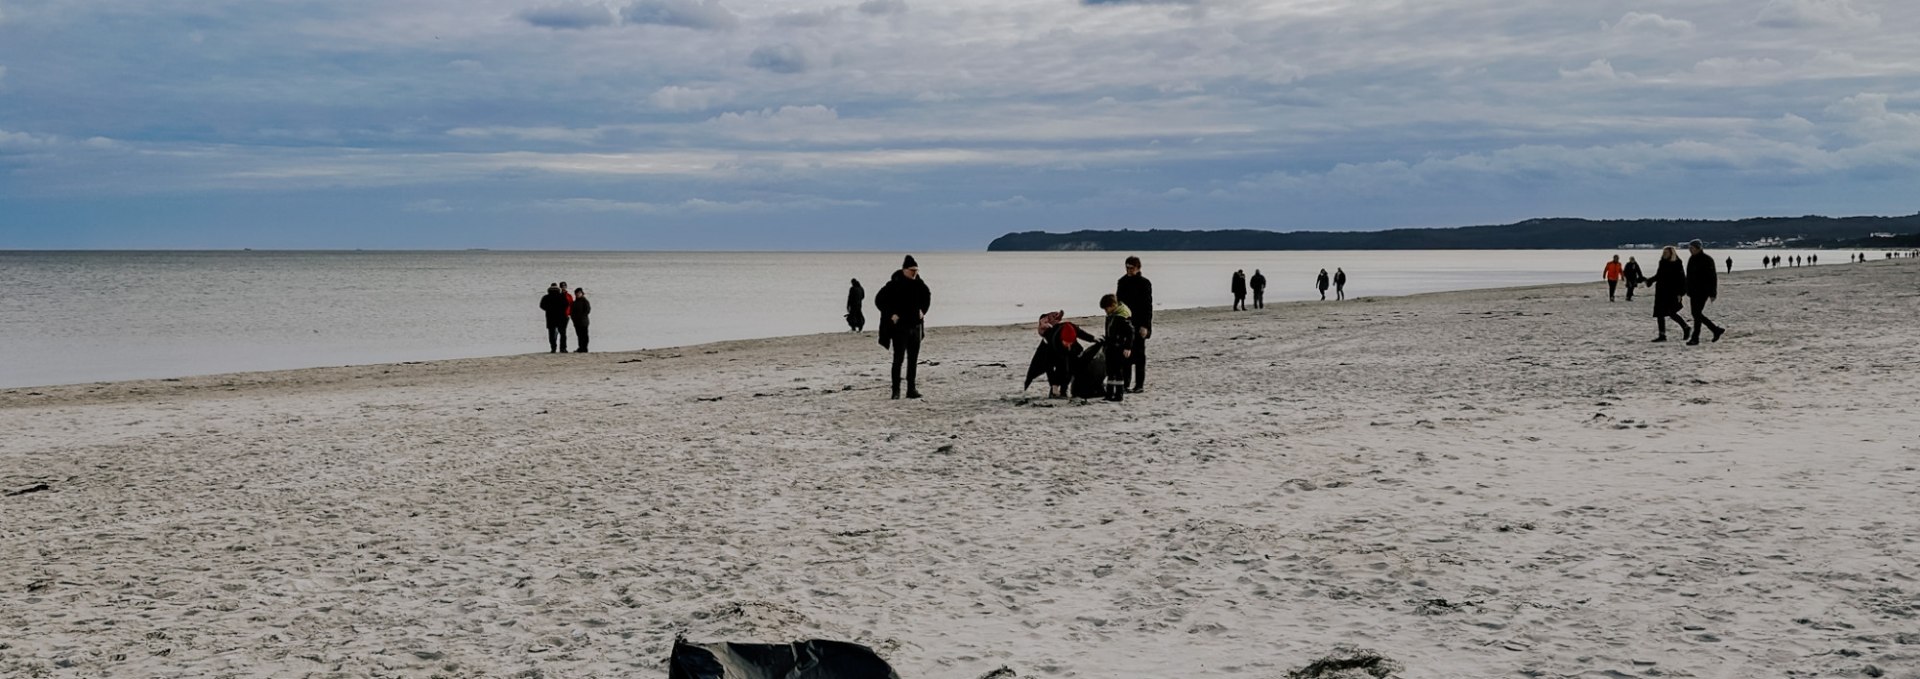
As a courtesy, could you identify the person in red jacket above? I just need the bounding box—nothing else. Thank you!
[1603,256,1624,302]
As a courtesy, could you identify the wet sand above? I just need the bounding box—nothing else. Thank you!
[4,259,1918,678]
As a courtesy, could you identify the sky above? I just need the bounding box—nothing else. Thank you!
[1,0,1917,250]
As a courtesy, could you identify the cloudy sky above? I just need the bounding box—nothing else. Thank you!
[1,0,1916,249]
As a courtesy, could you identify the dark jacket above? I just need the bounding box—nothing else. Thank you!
[1231,272,1246,295]
[1250,272,1267,292]
[1646,257,1686,317]
[1316,272,1330,291]
[847,283,865,314]
[540,290,569,324]
[874,270,931,345]
[1103,312,1135,368]
[570,297,591,324]
[1116,274,1153,329]
[1687,252,1719,300]
[1334,270,1347,287]
[1623,261,1644,285]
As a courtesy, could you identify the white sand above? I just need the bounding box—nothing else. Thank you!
[4,260,1919,678]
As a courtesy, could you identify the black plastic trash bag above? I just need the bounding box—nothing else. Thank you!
[668,638,902,679]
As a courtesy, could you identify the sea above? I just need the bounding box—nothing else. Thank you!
[0,249,1875,388]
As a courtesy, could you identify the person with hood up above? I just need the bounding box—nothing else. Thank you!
[1622,256,1645,301]
[1334,268,1347,300]
[1686,240,1726,345]
[1604,255,1624,302]
[570,288,592,353]
[1116,256,1153,393]
[539,284,571,353]
[845,279,866,332]
[1099,294,1135,402]
[1250,269,1268,309]
[875,256,931,399]
[1643,246,1690,343]
[1230,270,1248,311]
[1316,269,1330,301]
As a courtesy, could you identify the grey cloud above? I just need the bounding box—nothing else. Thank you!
[1606,12,1694,37]
[776,8,842,27]
[858,0,908,16]
[517,3,616,30]
[1081,0,1198,5]
[622,0,738,30]
[1756,0,1879,28]
[748,44,810,74]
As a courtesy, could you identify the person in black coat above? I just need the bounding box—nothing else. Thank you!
[1644,247,1690,343]
[1316,269,1330,301]
[1622,257,1645,301]
[1115,256,1153,393]
[1334,268,1347,300]
[1231,270,1247,310]
[845,279,866,332]
[539,284,570,353]
[569,288,592,353]
[875,256,931,399]
[1686,240,1726,345]
[1249,269,1267,309]
[1099,294,1135,402]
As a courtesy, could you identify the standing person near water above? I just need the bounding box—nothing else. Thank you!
[1116,256,1153,394]
[539,284,571,353]
[1231,270,1247,311]
[845,279,866,332]
[1604,255,1624,302]
[1099,294,1135,403]
[570,288,592,353]
[1686,240,1727,345]
[1622,257,1645,301]
[875,256,931,399]
[1644,247,1690,343]
[1315,269,1330,301]
[1250,269,1267,309]
[1334,268,1347,300]
[1726,256,1733,273]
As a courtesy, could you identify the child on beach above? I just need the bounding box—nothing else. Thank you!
[1099,294,1135,402]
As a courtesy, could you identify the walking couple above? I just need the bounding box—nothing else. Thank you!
[538,282,592,353]
[1642,240,1727,345]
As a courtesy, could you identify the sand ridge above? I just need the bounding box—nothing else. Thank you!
[3,260,1919,678]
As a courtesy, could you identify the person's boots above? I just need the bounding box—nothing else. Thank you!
[891,381,901,400]
[906,383,922,399]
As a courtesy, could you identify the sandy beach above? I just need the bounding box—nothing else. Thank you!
[4,259,1918,678]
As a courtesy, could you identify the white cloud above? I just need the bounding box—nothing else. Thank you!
[649,85,730,112]
[1560,59,1626,81]
[446,126,603,144]
[1605,12,1694,37]
[1692,57,1788,78]
[621,0,737,30]
[404,198,454,213]
[1756,0,1880,29]
[534,196,878,214]
[978,195,1035,209]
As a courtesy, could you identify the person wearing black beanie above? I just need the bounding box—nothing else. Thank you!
[875,256,931,399]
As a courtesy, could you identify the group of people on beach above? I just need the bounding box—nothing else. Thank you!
[1603,242,1725,345]
[537,283,591,353]
[1231,267,1345,310]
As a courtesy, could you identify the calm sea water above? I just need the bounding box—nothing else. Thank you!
[0,249,1873,388]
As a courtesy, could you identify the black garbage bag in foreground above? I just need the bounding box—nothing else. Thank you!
[668,638,902,679]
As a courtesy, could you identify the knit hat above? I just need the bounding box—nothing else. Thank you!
[903,255,919,269]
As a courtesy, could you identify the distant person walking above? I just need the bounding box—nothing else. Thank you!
[1250,269,1268,309]
[570,288,592,353]
[1099,294,1135,403]
[1604,255,1624,302]
[1315,269,1330,301]
[1116,256,1153,393]
[1686,240,1726,345]
[1231,270,1248,311]
[1725,256,1733,273]
[876,256,931,399]
[539,284,571,353]
[1623,256,1645,301]
[845,278,866,332]
[1334,268,1347,300]
[1644,247,1690,343]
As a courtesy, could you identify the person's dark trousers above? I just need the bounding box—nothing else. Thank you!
[1233,295,1245,310]
[572,320,589,353]
[1657,314,1690,341]
[1688,298,1723,344]
[1127,334,1148,392]
[1253,291,1264,309]
[1608,280,1618,301]
[1625,283,1637,301]
[890,331,921,397]
[547,321,569,353]
[1336,287,1344,300]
